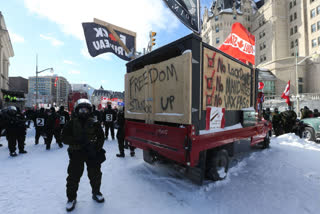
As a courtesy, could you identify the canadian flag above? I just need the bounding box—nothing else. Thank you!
[258,82,264,90]
[219,22,255,65]
[281,81,291,106]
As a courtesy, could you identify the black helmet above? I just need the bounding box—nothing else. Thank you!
[50,107,55,112]
[7,106,17,115]
[59,106,64,111]
[75,99,92,118]
[274,107,279,113]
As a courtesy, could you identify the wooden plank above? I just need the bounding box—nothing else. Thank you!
[125,53,192,124]
[202,47,252,110]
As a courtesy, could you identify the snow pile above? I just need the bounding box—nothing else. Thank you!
[0,128,320,214]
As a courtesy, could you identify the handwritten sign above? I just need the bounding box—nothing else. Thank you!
[125,53,192,124]
[203,48,252,110]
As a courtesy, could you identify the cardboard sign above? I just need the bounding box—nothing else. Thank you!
[203,48,252,110]
[125,52,192,124]
[206,107,225,130]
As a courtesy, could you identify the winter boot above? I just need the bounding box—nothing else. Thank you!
[92,192,104,203]
[10,152,17,157]
[19,150,27,154]
[66,199,76,212]
[116,153,125,158]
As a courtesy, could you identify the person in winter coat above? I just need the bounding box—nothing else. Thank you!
[62,99,105,212]
[33,108,48,145]
[313,109,320,117]
[91,105,102,123]
[46,107,63,150]
[272,108,283,136]
[57,106,70,143]
[280,109,297,134]
[116,107,135,157]
[102,103,117,140]
[3,106,27,156]
[301,106,313,119]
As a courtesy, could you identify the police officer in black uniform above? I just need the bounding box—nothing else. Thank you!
[116,107,135,157]
[57,106,70,142]
[272,107,283,136]
[33,108,48,145]
[3,106,27,156]
[62,99,105,212]
[91,105,102,123]
[102,103,117,140]
[46,107,63,150]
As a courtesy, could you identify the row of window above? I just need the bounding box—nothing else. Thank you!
[311,21,320,32]
[311,36,320,47]
[259,42,266,51]
[260,54,267,63]
[291,39,299,49]
[289,0,297,9]
[310,5,320,18]
[290,25,298,35]
[290,12,297,22]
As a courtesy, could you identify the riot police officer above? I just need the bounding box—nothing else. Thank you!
[3,106,27,156]
[116,107,135,157]
[33,108,48,145]
[46,107,63,150]
[102,103,117,140]
[62,99,105,212]
[272,108,283,136]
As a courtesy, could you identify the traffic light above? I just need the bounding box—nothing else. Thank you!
[148,31,157,52]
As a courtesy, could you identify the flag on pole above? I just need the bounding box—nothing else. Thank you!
[219,22,255,65]
[258,82,264,90]
[281,81,291,106]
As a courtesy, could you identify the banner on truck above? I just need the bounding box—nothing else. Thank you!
[203,47,252,110]
[125,52,192,124]
[206,107,225,130]
[163,0,201,34]
[82,19,136,61]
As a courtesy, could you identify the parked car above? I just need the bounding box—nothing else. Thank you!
[300,118,320,142]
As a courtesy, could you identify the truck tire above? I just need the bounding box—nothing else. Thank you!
[302,127,316,142]
[206,149,229,181]
[262,131,270,149]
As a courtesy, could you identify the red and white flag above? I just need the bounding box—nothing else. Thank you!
[281,81,291,106]
[219,22,255,65]
[258,82,264,90]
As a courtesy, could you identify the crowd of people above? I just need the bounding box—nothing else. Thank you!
[262,106,319,137]
[0,99,135,211]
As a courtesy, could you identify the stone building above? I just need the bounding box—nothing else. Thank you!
[0,12,14,107]
[201,0,320,96]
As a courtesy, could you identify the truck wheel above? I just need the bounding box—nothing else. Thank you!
[206,150,229,181]
[302,127,316,142]
[262,131,270,149]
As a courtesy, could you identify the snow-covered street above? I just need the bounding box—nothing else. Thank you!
[1,127,320,214]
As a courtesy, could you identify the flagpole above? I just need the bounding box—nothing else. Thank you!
[295,45,299,116]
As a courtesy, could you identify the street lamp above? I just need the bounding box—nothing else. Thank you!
[295,50,319,116]
[35,55,53,108]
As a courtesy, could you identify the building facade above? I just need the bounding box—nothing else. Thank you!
[91,86,124,108]
[27,75,71,107]
[9,76,28,93]
[71,83,95,98]
[0,12,14,107]
[202,0,320,96]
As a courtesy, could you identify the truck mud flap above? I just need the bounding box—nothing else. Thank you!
[186,151,206,185]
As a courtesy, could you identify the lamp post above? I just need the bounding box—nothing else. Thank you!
[295,49,319,116]
[35,55,53,108]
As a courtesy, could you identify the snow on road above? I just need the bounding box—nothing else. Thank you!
[0,128,319,214]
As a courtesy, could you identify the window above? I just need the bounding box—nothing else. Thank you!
[295,39,299,46]
[291,41,294,48]
[248,27,251,32]
[290,15,293,22]
[312,24,316,32]
[311,9,316,18]
[310,0,315,3]
[248,16,250,21]
[263,42,266,49]
[215,25,219,33]
[215,16,219,21]
[318,21,320,30]
[294,12,297,19]
[294,26,298,33]
[290,2,292,9]
[290,28,293,35]
[312,39,317,47]
[233,15,237,20]
[317,6,320,15]
[299,85,303,93]
[293,0,296,6]
[291,53,295,56]
[216,37,220,44]
[299,78,303,83]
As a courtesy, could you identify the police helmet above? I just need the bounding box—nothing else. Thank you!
[7,106,17,115]
[75,99,92,113]
[274,107,279,113]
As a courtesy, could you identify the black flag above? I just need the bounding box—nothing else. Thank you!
[82,22,135,61]
[163,0,201,34]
